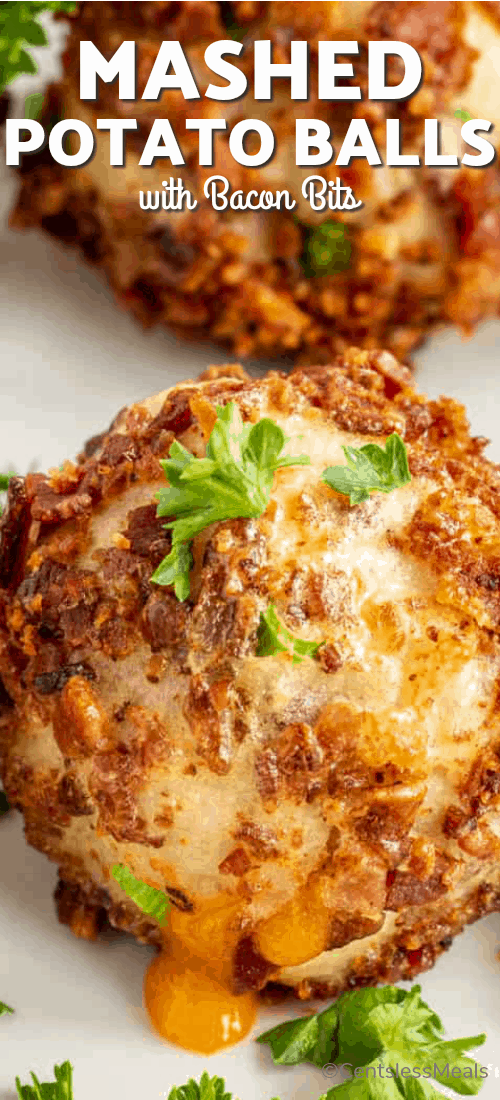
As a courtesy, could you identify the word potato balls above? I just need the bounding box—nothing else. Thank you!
[12,1,500,363]
[2,352,500,1025]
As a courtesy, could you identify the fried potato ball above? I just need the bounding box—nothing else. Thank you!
[11,1,500,363]
[2,351,500,1004]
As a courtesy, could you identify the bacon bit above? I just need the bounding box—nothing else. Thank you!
[198,364,249,382]
[21,624,38,657]
[146,654,167,683]
[112,532,131,550]
[94,604,114,630]
[318,643,342,674]
[154,807,175,829]
[408,838,436,879]
[189,393,218,439]
[218,232,249,257]
[55,879,108,941]
[53,676,109,759]
[232,935,276,994]
[30,593,43,613]
[47,461,80,490]
[267,374,295,414]
[235,819,279,859]
[220,262,248,286]
[219,847,252,877]
[8,606,24,633]
[27,550,43,572]
[209,679,230,712]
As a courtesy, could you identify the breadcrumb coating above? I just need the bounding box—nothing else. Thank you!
[10,1,500,363]
[3,351,500,997]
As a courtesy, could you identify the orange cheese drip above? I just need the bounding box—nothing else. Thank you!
[143,892,257,1054]
[142,882,330,1052]
[255,879,331,967]
[144,944,257,1054]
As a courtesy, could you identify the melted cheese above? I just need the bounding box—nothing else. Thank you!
[255,879,331,967]
[144,942,256,1054]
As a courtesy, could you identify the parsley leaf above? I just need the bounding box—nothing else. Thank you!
[25,91,44,118]
[111,863,170,926]
[0,789,9,815]
[0,3,76,93]
[219,3,245,42]
[259,985,487,1099]
[302,222,351,277]
[0,1001,14,1016]
[455,108,472,122]
[167,1072,238,1100]
[256,604,323,663]
[227,22,244,41]
[15,1060,73,1100]
[322,433,410,505]
[151,540,193,603]
[152,402,309,601]
[257,1002,338,1067]
[0,472,14,517]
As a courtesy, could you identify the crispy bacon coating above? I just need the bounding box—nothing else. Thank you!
[3,350,500,997]
[11,1,500,363]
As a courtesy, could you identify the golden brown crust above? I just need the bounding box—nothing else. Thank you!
[4,350,500,996]
[53,870,500,1001]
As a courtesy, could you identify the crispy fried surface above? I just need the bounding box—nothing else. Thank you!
[3,350,500,996]
[11,1,500,362]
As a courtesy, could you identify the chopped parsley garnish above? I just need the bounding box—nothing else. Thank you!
[256,604,322,663]
[258,984,486,1098]
[302,222,351,277]
[455,108,472,122]
[0,1001,14,1016]
[111,863,170,926]
[0,3,76,94]
[322,433,410,505]
[25,91,44,119]
[168,1073,240,1100]
[16,1060,73,1100]
[152,402,309,601]
[0,790,9,816]
[5,986,488,1100]
[219,3,245,41]
[0,472,14,516]
[226,23,244,41]
[258,1000,338,1069]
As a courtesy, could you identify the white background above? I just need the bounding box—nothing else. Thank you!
[2,17,500,1099]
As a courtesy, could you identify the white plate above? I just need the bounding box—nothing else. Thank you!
[2,92,500,1100]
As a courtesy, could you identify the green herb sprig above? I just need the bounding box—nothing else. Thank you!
[302,222,351,277]
[455,109,472,123]
[258,984,486,1098]
[152,402,309,601]
[25,91,44,118]
[0,3,76,94]
[322,433,410,505]
[16,1060,73,1100]
[168,1073,240,1100]
[111,863,170,926]
[257,604,322,663]
[0,1000,14,1016]
[6,985,488,1100]
[219,4,245,42]
[0,472,14,517]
